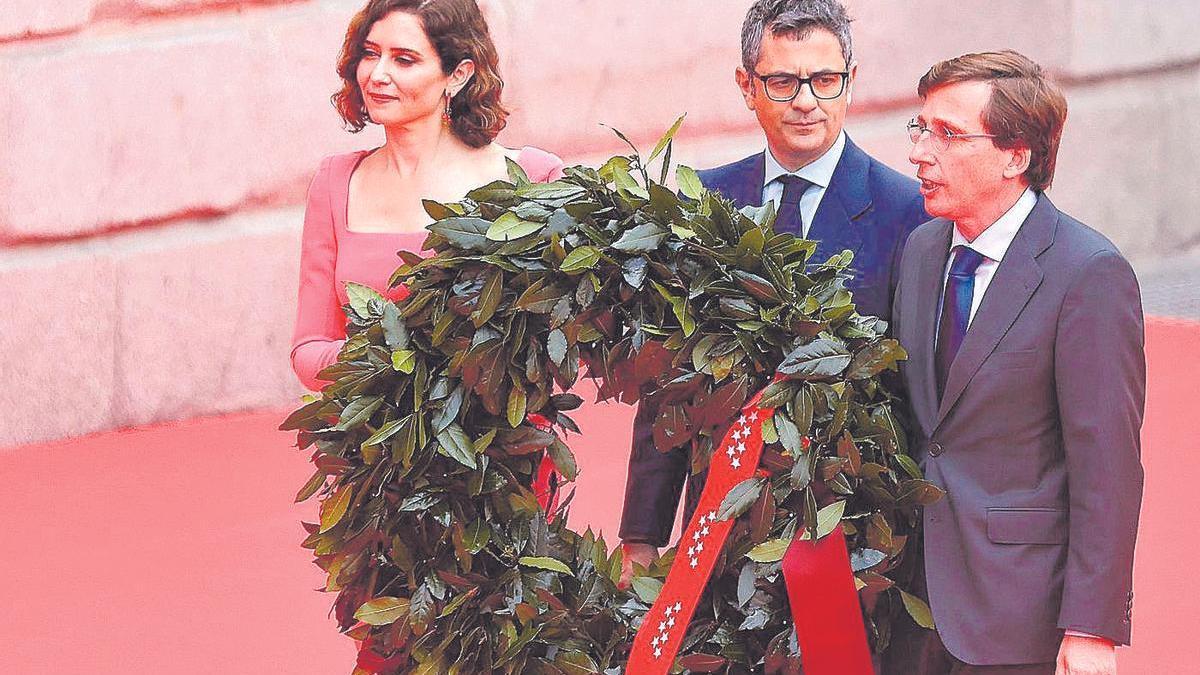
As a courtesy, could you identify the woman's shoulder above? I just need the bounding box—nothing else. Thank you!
[315,149,373,179]
[513,145,566,182]
[306,149,373,200]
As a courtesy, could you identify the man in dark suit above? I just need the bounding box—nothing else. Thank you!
[618,0,927,580]
[886,51,1144,675]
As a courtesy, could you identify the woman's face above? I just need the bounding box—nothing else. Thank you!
[355,11,458,128]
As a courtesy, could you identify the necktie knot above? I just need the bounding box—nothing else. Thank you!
[949,246,986,278]
[776,174,813,205]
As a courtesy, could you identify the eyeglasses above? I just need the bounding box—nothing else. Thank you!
[907,118,1000,152]
[751,70,850,102]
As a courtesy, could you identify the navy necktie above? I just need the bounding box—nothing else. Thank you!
[774,174,813,236]
[935,245,986,398]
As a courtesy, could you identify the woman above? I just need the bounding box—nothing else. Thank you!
[291,0,564,391]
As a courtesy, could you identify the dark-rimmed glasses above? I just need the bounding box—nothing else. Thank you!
[751,70,850,102]
[907,118,1001,153]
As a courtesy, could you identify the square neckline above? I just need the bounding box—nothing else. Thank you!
[340,146,532,237]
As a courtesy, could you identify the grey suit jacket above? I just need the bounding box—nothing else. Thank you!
[892,194,1145,665]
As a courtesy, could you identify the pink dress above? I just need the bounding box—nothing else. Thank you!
[290,146,566,390]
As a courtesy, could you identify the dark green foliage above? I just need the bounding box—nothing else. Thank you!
[281,120,938,674]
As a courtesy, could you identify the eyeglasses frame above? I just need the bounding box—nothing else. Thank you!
[750,68,852,102]
[907,118,1004,152]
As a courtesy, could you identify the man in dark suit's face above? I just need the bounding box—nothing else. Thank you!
[736,27,857,171]
[908,80,1032,239]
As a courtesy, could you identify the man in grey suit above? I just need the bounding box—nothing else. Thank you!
[886,51,1145,675]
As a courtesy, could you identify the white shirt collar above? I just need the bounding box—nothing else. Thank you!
[763,131,846,190]
[952,188,1037,263]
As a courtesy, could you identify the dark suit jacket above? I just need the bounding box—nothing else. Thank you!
[892,194,1144,664]
[619,136,928,545]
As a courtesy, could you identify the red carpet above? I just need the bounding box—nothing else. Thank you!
[0,318,1194,673]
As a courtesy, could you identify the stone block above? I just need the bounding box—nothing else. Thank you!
[1051,67,1200,264]
[0,0,94,41]
[845,0,1070,105]
[1065,0,1200,76]
[496,0,753,155]
[0,247,118,448]
[109,208,307,427]
[0,0,380,241]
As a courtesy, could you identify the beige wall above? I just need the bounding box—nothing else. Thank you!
[2,0,1197,447]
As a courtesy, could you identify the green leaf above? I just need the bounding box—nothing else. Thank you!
[746,538,792,563]
[791,450,815,491]
[647,113,685,163]
[554,650,602,675]
[816,499,847,539]
[363,418,405,446]
[560,245,602,273]
[428,217,493,251]
[294,469,325,503]
[547,437,579,481]
[547,329,568,366]
[486,212,543,241]
[901,589,936,629]
[849,548,888,572]
[737,561,756,607]
[894,453,923,480]
[630,576,663,604]
[345,282,383,319]
[778,338,852,380]
[335,395,383,431]
[381,303,410,349]
[717,476,766,522]
[898,479,946,507]
[506,384,527,428]
[847,339,907,379]
[318,484,352,533]
[471,271,503,328]
[437,424,477,469]
[354,597,409,626]
[676,165,704,200]
[463,519,491,554]
[391,349,417,374]
[611,222,668,253]
[515,182,587,201]
[774,411,803,455]
[518,556,573,575]
[506,156,531,185]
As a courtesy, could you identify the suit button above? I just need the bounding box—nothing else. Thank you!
[928,442,944,457]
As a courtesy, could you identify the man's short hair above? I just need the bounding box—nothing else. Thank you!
[741,0,853,71]
[918,50,1068,191]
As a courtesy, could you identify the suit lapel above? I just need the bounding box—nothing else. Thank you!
[808,138,872,266]
[910,220,953,435]
[934,196,1058,427]
[706,153,765,209]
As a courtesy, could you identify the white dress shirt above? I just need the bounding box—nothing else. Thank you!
[943,188,1038,327]
[762,131,846,237]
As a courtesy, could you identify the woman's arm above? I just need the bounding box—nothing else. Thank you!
[290,157,347,391]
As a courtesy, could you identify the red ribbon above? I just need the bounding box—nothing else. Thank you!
[627,390,872,675]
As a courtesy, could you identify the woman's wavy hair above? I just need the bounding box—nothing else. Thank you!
[332,0,509,147]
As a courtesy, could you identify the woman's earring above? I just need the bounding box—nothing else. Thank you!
[442,91,452,126]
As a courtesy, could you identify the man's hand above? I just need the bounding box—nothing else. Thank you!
[618,541,658,589]
[1055,634,1117,675]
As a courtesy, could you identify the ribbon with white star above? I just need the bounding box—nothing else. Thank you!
[627,388,874,675]
[627,395,767,672]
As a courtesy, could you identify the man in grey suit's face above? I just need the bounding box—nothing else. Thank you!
[886,51,1144,675]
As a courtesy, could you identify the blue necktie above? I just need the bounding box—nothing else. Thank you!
[774,175,813,236]
[935,246,986,398]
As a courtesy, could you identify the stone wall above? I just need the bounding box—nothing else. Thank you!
[3,0,1197,447]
